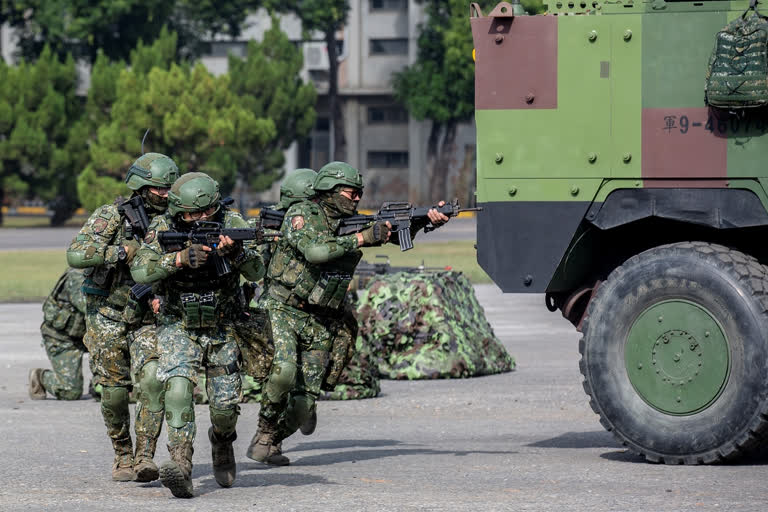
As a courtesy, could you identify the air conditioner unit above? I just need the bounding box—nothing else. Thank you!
[304,42,330,70]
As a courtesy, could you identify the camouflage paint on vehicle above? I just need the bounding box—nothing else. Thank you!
[471,0,768,293]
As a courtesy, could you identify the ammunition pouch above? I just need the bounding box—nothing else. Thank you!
[121,296,144,325]
[307,272,352,310]
[180,291,218,329]
[43,298,86,339]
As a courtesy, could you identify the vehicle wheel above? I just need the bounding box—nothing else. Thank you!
[580,242,768,464]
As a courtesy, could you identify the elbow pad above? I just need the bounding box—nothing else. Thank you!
[66,249,105,268]
[305,244,345,264]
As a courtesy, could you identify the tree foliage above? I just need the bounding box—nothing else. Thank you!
[0,46,86,224]
[78,22,316,212]
[393,0,503,203]
[272,0,350,160]
[4,0,263,64]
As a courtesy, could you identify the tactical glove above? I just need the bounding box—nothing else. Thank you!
[120,241,140,265]
[179,244,209,268]
[216,240,243,259]
[360,221,390,246]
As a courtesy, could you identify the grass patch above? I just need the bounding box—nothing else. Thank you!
[0,250,69,302]
[362,240,490,284]
[2,215,88,228]
[0,240,489,302]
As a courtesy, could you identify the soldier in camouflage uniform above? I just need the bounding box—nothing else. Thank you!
[67,153,179,482]
[131,172,265,499]
[245,161,450,465]
[28,268,87,401]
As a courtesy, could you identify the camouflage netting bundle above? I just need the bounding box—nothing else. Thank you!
[357,271,515,380]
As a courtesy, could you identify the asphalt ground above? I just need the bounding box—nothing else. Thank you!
[1,286,767,511]
[0,218,477,251]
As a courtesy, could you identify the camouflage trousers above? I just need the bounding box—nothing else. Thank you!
[127,324,164,447]
[39,322,87,400]
[261,297,341,440]
[156,320,242,446]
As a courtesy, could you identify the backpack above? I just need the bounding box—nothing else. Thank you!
[705,1,768,109]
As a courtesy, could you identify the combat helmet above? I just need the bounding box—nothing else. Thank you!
[313,162,363,192]
[167,172,221,217]
[276,168,317,210]
[125,153,180,190]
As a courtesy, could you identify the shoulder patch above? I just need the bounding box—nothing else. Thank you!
[291,216,305,230]
[144,230,156,244]
[92,218,109,233]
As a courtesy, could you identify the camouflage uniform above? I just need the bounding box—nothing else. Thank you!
[28,269,87,401]
[131,172,265,498]
[246,162,401,465]
[67,152,178,482]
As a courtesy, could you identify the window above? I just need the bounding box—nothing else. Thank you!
[371,0,408,10]
[367,151,409,168]
[370,38,408,56]
[206,42,247,58]
[368,106,409,124]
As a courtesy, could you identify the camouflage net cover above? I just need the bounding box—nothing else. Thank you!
[357,271,515,380]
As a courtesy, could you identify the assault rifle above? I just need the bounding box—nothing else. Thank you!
[338,199,481,251]
[118,196,150,241]
[259,199,481,251]
[158,221,279,276]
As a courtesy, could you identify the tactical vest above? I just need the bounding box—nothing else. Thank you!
[82,197,148,305]
[706,6,768,108]
[267,203,362,312]
[163,212,245,329]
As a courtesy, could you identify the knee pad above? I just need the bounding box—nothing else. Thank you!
[210,406,240,436]
[285,394,315,432]
[137,360,164,413]
[164,377,195,429]
[100,386,130,426]
[265,362,297,404]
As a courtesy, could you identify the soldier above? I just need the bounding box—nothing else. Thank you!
[131,172,265,499]
[28,268,87,401]
[245,161,449,465]
[66,153,179,482]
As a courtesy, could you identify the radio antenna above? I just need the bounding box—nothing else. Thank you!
[141,128,150,154]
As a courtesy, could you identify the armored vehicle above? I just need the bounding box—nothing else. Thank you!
[472,0,768,463]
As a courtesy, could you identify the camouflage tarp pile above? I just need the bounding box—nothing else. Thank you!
[356,271,515,380]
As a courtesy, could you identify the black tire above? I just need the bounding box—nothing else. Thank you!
[580,242,768,464]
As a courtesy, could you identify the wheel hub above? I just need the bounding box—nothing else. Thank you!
[625,300,729,415]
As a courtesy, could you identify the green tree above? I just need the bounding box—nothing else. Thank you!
[228,19,317,208]
[79,22,316,213]
[5,0,263,64]
[274,0,349,160]
[0,46,85,225]
[393,0,496,203]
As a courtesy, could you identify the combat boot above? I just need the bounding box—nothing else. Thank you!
[28,368,47,400]
[246,416,290,466]
[111,436,136,482]
[159,443,194,498]
[209,427,237,487]
[133,435,159,482]
[300,409,317,436]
